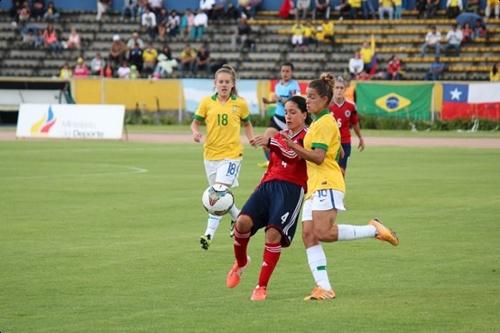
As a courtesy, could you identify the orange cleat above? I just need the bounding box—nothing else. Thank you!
[304,286,336,301]
[226,256,250,288]
[369,218,399,246]
[250,286,267,301]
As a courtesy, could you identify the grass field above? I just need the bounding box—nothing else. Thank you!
[1,138,499,333]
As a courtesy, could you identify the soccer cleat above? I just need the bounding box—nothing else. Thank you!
[250,286,267,301]
[304,286,336,301]
[257,161,269,169]
[369,218,399,246]
[226,256,250,288]
[200,234,211,250]
[229,220,235,238]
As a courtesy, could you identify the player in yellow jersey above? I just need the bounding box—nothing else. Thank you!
[191,64,256,250]
[283,73,399,301]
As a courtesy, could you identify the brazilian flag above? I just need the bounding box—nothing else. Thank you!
[356,82,434,120]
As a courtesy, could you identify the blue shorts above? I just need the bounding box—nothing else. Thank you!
[240,180,304,247]
[338,143,351,170]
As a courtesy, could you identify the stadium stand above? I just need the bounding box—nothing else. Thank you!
[0,6,498,81]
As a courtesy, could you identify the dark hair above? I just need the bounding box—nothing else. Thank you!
[286,95,311,125]
[493,63,498,75]
[215,64,238,96]
[308,72,335,106]
[281,62,294,71]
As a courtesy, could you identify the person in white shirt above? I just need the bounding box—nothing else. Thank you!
[348,52,364,78]
[190,10,208,41]
[420,25,441,57]
[141,7,157,40]
[117,60,131,78]
[90,52,106,75]
[127,31,145,49]
[444,24,463,56]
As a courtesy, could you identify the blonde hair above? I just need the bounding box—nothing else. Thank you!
[308,72,335,106]
[215,64,238,96]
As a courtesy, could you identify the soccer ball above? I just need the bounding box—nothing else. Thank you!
[202,184,234,216]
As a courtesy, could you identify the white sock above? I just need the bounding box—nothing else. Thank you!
[204,214,223,239]
[337,224,376,241]
[229,204,240,221]
[306,244,332,291]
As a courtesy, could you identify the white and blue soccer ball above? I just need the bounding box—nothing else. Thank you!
[202,184,234,216]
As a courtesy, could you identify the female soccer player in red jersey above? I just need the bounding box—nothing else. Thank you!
[328,77,365,176]
[226,96,310,301]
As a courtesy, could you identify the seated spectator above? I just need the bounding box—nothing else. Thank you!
[96,0,111,21]
[109,34,127,70]
[393,0,402,19]
[200,0,215,18]
[465,0,479,13]
[18,1,31,27]
[34,29,44,48]
[291,20,305,48]
[10,1,22,25]
[190,10,208,41]
[128,42,144,72]
[485,0,499,20]
[166,10,181,37]
[160,44,173,60]
[141,7,157,40]
[490,63,499,81]
[157,8,169,41]
[348,52,364,79]
[303,21,317,48]
[194,45,210,75]
[321,19,334,43]
[231,17,252,50]
[178,43,197,76]
[148,0,163,16]
[211,0,226,20]
[43,1,59,21]
[142,42,158,76]
[239,0,262,19]
[90,52,106,75]
[425,57,445,80]
[127,32,145,49]
[180,9,195,39]
[279,0,295,19]
[31,0,45,20]
[296,0,311,19]
[425,0,439,18]
[416,0,426,18]
[462,22,473,42]
[73,57,90,78]
[59,62,72,79]
[472,19,487,39]
[348,0,362,18]
[446,0,462,19]
[65,27,81,49]
[420,25,441,57]
[361,0,376,18]
[43,23,62,53]
[386,55,402,80]
[313,0,330,20]
[103,63,114,77]
[444,24,463,56]
[122,0,138,21]
[117,60,131,79]
[378,0,393,19]
[225,3,240,20]
[153,53,178,78]
[21,28,36,47]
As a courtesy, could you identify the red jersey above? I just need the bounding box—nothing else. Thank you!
[329,99,358,144]
[261,128,308,192]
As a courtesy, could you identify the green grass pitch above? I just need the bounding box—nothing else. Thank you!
[1,138,499,332]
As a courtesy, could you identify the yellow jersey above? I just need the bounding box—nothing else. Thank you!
[322,21,334,37]
[303,109,345,198]
[194,93,251,160]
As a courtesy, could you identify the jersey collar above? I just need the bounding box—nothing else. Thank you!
[312,109,330,122]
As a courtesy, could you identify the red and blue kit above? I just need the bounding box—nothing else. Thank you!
[329,100,358,144]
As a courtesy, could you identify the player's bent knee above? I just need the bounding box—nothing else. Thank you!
[236,214,253,233]
[265,227,282,243]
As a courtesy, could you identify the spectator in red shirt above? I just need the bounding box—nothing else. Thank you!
[386,54,402,80]
[73,57,90,78]
[328,77,365,176]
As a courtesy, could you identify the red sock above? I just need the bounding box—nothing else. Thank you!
[233,226,250,268]
[258,242,281,288]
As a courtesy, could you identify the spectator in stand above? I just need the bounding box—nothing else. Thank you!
[303,21,317,49]
[142,42,158,76]
[472,19,487,39]
[225,3,240,20]
[166,10,181,37]
[18,1,31,27]
[231,17,252,50]
[179,43,197,76]
[66,27,81,49]
[194,44,211,76]
[291,20,305,49]
[361,0,376,18]
[73,57,90,78]
[239,0,262,19]
[421,25,441,57]
[378,0,393,19]
[348,0,362,18]
[279,0,295,19]
[130,65,140,79]
[386,55,402,80]
[43,1,59,21]
[444,24,463,56]
[59,62,72,79]
[96,0,111,21]
[425,57,445,80]
[416,0,426,18]
[180,9,195,39]
[43,23,61,53]
[191,10,208,41]
[160,44,173,59]
[200,0,215,18]
[109,34,127,70]
[348,52,364,79]
[31,0,45,20]
[393,0,402,19]
[211,0,226,20]
[128,42,144,73]
[485,0,499,20]
[425,0,439,18]
[148,0,163,17]
[34,29,44,48]
[117,60,131,79]
[360,40,376,73]
[465,0,479,13]
[157,8,169,40]
[103,63,114,77]
[446,0,462,19]
[90,52,106,75]
[490,63,499,81]
[462,22,473,42]
[321,19,334,44]
[296,0,311,19]
[313,0,330,19]
[127,32,145,49]
[153,53,177,78]
[122,0,138,21]
[142,7,157,40]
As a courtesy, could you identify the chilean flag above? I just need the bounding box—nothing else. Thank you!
[441,83,500,120]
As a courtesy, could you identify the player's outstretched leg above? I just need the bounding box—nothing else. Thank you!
[369,218,399,246]
[200,214,222,250]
